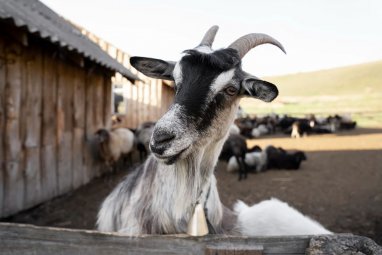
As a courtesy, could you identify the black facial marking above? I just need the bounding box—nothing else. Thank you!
[174,49,240,131]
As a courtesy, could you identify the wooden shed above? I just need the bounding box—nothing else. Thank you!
[0,0,139,218]
[79,27,176,129]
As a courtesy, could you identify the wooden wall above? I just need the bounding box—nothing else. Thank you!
[119,78,174,128]
[80,29,175,129]
[0,33,111,218]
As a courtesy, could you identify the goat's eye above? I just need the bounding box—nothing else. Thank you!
[225,86,238,96]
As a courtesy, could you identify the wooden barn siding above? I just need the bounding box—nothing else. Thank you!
[79,28,174,129]
[0,34,5,216]
[0,35,111,218]
[120,79,174,128]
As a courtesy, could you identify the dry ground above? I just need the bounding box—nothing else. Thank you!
[3,128,382,244]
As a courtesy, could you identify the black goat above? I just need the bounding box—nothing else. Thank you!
[266,146,307,170]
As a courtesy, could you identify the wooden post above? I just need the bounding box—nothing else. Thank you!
[41,51,58,201]
[3,42,24,216]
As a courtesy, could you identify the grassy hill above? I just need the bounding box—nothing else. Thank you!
[240,60,382,127]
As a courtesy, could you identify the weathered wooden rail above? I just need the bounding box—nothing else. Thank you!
[0,223,381,255]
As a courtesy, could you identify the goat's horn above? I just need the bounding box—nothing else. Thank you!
[228,33,286,59]
[198,25,219,47]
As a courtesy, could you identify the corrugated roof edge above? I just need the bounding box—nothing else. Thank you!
[0,0,140,83]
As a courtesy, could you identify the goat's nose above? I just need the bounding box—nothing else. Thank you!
[150,130,176,155]
[153,130,176,144]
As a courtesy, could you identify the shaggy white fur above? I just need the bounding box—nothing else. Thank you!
[234,198,332,236]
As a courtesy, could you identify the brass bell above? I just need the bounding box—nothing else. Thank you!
[187,203,209,236]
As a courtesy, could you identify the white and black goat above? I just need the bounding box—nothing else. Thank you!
[97,26,331,236]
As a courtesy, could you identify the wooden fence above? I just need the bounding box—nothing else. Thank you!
[80,28,175,128]
[1,223,381,255]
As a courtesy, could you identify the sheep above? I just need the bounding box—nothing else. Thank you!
[266,145,307,170]
[219,134,249,180]
[98,26,331,236]
[94,128,135,166]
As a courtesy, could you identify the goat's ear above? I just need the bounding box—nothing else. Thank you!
[130,57,175,80]
[241,78,278,102]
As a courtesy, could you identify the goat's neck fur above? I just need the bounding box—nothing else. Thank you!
[98,132,230,235]
[142,137,226,234]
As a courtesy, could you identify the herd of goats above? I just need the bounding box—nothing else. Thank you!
[94,113,356,180]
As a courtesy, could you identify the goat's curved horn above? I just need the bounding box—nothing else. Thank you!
[198,25,219,47]
[228,33,286,59]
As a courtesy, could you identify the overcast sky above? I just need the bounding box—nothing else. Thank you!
[41,0,382,76]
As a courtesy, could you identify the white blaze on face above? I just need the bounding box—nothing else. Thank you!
[173,62,182,85]
[210,68,236,95]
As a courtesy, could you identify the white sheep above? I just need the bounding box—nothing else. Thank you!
[251,124,269,138]
[227,150,267,173]
[95,128,135,165]
[234,198,332,236]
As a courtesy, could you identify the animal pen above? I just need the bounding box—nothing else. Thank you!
[0,1,381,255]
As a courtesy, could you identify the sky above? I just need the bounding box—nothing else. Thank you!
[40,0,382,76]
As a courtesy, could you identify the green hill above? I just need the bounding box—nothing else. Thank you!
[266,60,382,97]
[241,60,382,127]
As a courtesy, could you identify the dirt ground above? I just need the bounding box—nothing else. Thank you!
[3,128,382,244]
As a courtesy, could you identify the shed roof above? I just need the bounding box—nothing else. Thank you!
[0,0,139,82]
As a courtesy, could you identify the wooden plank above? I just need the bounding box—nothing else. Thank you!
[41,51,58,200]
[94,73,104,131]
[103,76,112,130]
[3,42,24,217]
[56,61,73,194]
[83,68,97,182]
[0,223,318,255]
[0,223,205,255]
[0,36,6,216]
[24,45,42,208]
[72,67,86,189]
[72,128,84,189]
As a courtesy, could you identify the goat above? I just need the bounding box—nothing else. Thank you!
[235,198,331,236]
[97,26,330,236]
[94,128,135,166]
[219,134,248,180]
[266,145,307,170]
[291,119,312,138]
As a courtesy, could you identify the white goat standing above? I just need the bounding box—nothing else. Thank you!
[97,26,331,236]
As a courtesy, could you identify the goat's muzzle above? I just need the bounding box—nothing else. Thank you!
[150,129,176,156]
